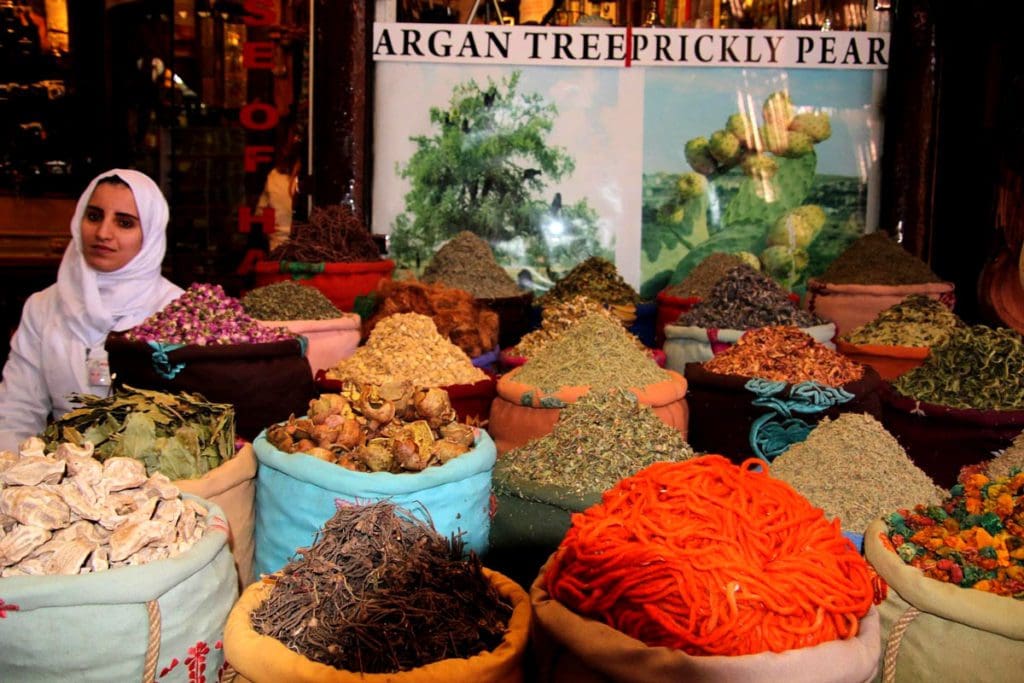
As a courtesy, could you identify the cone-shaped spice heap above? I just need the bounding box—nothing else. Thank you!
[819,232,940,285]
[514,313,667,392]
[679,265,820,329]
[538,256,640,307]
[421,231,522,298]
[511,295,642,358]
[771,413,945,532]
[663,252,749,299]
[496,389,695,500]
[250,501,512,673]
[326,312,485,387]
[842,294,961,347]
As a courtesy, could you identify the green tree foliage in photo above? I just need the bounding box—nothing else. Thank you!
[390,71,608,278]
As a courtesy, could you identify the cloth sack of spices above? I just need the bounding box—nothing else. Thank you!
[864,519,1024,683]
[254,316,360,377]
[175,443,258,588]
[107,334,316,442]
[663,321,836,370]
[806,281,955,338]
[251,429,497,578]
[488,367,688,456]
[0,495,238,682]
[530,570,881,683]
[223,567,530,683]
[681,326,882,461]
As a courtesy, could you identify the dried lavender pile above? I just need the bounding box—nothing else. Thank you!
[421,231,521,298]
[269,204,381,263]
[663,252,749,299]
[495,389,694,501]
[771,413,945,532]
[537,256,640,307]
[842,295,961,347]
[818,232,941,285]
[679,265,820,329]
[242,281,342,321]
[515,313,667,392]
[250,501,511,674]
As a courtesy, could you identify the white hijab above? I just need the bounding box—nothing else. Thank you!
[56,168,173,347]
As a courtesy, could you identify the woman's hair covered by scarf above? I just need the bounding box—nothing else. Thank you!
[55,168,172,346]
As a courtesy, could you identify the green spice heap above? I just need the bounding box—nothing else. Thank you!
[538,256,640,307]
[892,325,1024,410]
[495,389,694,502]
[242,281,343,321]
[842,295,961,347]
[44,385,235,480]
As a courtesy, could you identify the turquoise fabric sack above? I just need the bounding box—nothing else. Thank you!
[253,428,497,578]
[0,495,238,682]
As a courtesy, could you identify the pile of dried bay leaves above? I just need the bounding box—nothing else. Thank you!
[43,385,235,480]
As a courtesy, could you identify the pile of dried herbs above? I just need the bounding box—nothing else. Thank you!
[269,204,381,263]
[495,389,694,502]
[842,295,961,347]
[662,252,749,299]
[43,385,235,480]
[703,326,864,386]
[242,281,343,321]
[986,431,1024,480]
[326,313,485,387]
[819,232,941,285]
[537,256,640,307]
[771,413,945,533]
[250,501,512,673]
[892,325,1024,410]
[679,265,820,329]
[510,295,642,358]
[421,231,522,299]
[514,313,667,392]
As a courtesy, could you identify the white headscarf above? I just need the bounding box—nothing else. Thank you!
[56,168,173,347]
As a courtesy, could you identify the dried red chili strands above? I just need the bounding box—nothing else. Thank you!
[884,468,1024,598]
[702,326,864,386]
[544,456,877,656]
[269,204,381,263]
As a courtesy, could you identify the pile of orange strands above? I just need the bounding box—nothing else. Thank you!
[544,455,876,656]
[702,326,864,386]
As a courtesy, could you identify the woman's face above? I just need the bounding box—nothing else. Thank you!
[80,182,143,272]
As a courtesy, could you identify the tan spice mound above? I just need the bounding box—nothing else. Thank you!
[703,326,863,386]
[514,313,668,392]
[511,295,642,358]
[987,431,1024,480]
[771,413,945,532]
[326,313,485,387]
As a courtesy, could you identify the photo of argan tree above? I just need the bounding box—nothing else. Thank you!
[388,70,609,290]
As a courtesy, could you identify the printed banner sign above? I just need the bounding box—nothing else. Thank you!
[371,24,887,298]
[372,24,889,70]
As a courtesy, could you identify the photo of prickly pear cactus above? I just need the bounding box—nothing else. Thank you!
[641,70,880,298]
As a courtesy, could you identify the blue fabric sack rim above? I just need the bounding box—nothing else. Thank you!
[1,494,230,610]
[253,427,497,496]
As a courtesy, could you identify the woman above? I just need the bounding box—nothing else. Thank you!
[0,169,183,451]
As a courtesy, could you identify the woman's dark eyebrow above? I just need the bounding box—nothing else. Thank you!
[84,204,139,221]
